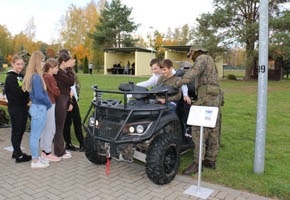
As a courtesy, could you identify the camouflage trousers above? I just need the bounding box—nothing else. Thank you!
[191,89,223,163]
[192,111,221,162]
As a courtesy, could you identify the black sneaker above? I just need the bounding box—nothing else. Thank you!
[79,145,85,152]
[16,153,32,163]
[12,153,17,159]
[12,152,22,159]
[65,144,79,151]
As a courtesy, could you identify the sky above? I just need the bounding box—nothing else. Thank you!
[0,0,214,44]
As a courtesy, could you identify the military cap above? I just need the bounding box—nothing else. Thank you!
[187,46,208,57]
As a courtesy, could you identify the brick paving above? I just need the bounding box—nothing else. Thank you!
[0,128,273,200]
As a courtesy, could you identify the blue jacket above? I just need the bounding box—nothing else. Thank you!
[29,74,52,110]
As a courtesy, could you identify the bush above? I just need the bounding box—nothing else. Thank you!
[227,74,237,80]
[74,54,78,73]
[83,56,89,74]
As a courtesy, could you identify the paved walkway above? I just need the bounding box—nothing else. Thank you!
[0,128,273,200]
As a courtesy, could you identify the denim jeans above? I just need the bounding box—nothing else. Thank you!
[29,104,47,159]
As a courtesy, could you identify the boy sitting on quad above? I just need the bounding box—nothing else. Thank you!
[157,59,181,110]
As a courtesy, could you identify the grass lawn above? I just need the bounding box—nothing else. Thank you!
[1,70,289,199]
[76,74,290,200]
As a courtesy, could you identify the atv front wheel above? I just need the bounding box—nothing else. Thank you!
[145,129,181,185]
[84,133,106,165]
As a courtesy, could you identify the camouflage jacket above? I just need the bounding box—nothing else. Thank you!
[176,54,224,106]
[157,74,181,102]
[177,54,220,88]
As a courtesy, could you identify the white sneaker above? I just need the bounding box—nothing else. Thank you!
[41,152,61,162]
[65,151,72,155]
[39,155,51,164]
[31,159,49,169]
[61,152,72,159]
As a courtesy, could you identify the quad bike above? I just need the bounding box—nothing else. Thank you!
[82,71,196,185]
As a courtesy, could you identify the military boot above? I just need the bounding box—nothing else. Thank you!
[182,161,199,175]
[203,159,216,169]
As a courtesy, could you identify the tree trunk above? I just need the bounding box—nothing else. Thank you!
[245,42,256,80]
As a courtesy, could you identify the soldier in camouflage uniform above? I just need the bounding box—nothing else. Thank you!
[18,50,31,74]
[176,46,224,175]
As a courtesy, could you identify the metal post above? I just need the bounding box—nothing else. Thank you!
[254,0,269,174]
[197,126,204,192]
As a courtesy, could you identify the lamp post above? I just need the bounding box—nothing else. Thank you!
[254,0,269,174]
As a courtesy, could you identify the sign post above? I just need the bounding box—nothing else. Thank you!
[184,106,219,199]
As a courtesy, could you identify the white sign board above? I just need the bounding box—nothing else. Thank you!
[187,106,219,128]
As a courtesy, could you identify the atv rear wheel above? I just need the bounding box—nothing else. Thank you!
[145,128,181,185]
[84,133,106,165]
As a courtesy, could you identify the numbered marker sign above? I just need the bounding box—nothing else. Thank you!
[187,106,219,128]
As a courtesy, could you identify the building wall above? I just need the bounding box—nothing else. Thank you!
[135,52,155,76]
[165,50,192,69]
[119,53,135,67]
[104,52,135,74]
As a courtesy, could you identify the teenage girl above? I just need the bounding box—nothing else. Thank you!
[53,52,75,158]
[40,58,61,162]
[4,55,31,163]
[22,51,52,168]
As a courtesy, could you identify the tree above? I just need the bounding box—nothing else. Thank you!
[59,1,102,71]
[24,17,36,41]
[90,0,138,48]
[72,44,89,64]
[196,0,290,80]
[135,35,148,48]
[0,25,12,59]
[46,48,56,58]
[193,13,228,60]
[270,10,290,60]
[59,1,100,49]
[147,30,166,59]
[74,54,78,73]
[179,24,192,45]
[6,55,12,64]
[164,24,193,46]
[83,56,89,74]
[12,31,40,54]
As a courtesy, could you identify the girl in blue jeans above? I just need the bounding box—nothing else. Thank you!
[22,51,52,169]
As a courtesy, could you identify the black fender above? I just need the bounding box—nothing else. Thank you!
[154,111,182,139]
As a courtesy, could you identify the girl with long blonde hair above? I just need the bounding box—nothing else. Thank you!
[22,51,52,169]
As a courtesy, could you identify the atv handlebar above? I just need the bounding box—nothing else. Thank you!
[90,84,170,109]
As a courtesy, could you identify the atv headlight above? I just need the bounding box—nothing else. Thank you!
[129,126,135,133]
[136,125,144,134]
[89,117,99,127]
[123,122,152,136]
[89,117,95,126]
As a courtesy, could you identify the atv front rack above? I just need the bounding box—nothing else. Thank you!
[82,85,173,145]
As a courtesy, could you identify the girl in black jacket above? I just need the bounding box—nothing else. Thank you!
[4,55,31,163]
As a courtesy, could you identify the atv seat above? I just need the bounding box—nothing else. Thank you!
[119,83,148,99]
